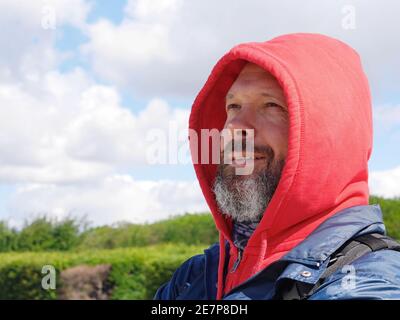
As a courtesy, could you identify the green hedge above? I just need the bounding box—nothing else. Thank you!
[0,196,398,299]
[0,196,398,253]
[0,244,205,300]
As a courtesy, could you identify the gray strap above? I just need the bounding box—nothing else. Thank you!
[280,233,400,300]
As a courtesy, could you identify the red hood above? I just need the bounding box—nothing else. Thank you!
[189,33,373,299]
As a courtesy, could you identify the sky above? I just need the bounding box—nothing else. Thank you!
[0,0,399,228]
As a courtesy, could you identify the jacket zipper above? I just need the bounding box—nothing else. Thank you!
[223,258,277,299]
[230,248,243,273]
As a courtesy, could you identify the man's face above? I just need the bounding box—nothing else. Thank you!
[213,62,289,223]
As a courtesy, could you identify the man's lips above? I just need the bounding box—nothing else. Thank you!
[223,153,267,167]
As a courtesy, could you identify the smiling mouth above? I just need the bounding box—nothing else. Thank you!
[227,154,267,167]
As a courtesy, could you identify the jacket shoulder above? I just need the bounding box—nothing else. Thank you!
[153,243,219,300]
[310,249,400,300]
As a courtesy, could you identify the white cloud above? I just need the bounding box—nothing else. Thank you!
[0,0,200,226]
[0,0,91,83]
[0,68,197,225]
[64,93,190,167]
[1,0,399,228]
[0,85,199,225]
[0,0,91,31]
[124,0,183,22]
[0,67,190,184]
[370,166,400,198]
[81,0,400,99]
[81,0,185,77]
[0,68,110,184]
[7,164,400,229]
[6,175,207,227]
[80,0,181,94]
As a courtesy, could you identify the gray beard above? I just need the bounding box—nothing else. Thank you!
[213,159,285,223]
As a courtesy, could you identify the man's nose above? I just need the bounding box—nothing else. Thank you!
[225,107,255,138]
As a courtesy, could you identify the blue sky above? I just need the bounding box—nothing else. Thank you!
[0,0,399,227]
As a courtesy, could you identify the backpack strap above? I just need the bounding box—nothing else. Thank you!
[279,233,400,300]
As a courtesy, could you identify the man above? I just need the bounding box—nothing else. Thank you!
[154,33,400,300]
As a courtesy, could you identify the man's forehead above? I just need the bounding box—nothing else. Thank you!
[240,62,268,74]
[232,63,277,86]
[226,64,281,97]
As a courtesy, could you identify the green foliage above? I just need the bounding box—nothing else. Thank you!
[50,219,81,250]
[12,217,81,252]
[0,196,398,253]
[0,222,18,251]
[0,212,219,252]
[0,196,398,299]
[0,263,58,300]
[369,196,400,240]
[149,213,218,245]
[76,212,218,250]
[0,196,399,254]
[17,218,55,251]
[0,244,204,300]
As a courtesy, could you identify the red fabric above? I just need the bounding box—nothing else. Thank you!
[188,33,373,299]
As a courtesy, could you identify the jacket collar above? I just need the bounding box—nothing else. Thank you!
[282,204,385,266]
[219,204,386,298]
[227,204,386,295]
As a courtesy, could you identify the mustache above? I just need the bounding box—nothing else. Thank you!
[220,144,275,159]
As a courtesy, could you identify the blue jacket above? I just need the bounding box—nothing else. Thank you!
[154,204,400,300]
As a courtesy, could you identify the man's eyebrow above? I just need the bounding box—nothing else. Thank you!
[226,91,283,101]
[260,92,275,98]
[224,93,288,112]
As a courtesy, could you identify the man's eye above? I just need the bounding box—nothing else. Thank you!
[226,104,240,110]
[265,102,288,113]
[265,102,280,108]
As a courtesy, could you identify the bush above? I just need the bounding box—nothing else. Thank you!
[0,222,18,251]
[370,196,400,240]
[0,244,204,300]
[0,217,83,253]
[76,213,219,250]
[0,196,397,253]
